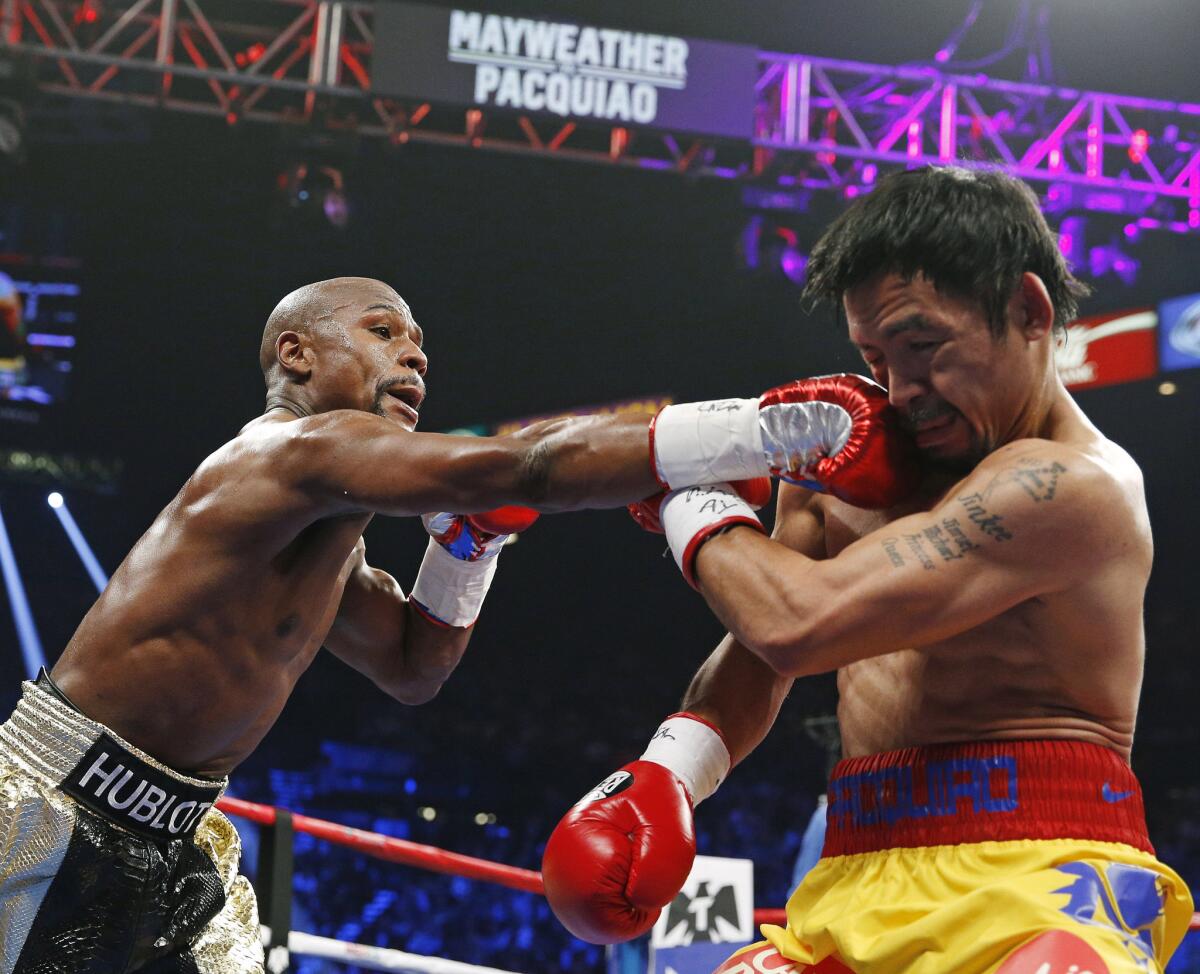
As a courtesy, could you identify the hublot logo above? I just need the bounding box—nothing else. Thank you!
[61,734,222,841]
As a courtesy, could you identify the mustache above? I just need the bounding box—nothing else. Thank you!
[372,375,426,414]
[901,398,958,431]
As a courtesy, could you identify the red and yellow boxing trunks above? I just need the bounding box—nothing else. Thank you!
[716,740,1193,974]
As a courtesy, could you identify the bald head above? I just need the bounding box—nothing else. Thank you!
[259,277,409,379]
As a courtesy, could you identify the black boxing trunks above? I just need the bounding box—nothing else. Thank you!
[0,672,264,973]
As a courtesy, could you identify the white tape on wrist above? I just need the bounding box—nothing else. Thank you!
[653,399,770,489]
[640,714,731,806]
[410,538,500,628]
[660,483,763,583]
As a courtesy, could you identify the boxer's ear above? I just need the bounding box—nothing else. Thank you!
[1014,272,1055,343]
[276,330,314,380]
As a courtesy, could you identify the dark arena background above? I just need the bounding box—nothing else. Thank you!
[2,1,1199,972]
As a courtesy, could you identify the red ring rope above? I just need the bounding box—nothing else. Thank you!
[216,797,1200,932]
[217,796,544,895]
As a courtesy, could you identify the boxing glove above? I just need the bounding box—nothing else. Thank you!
[409,506,539,627]
[658,483,769,589]
[652,374,918,509]
[542,713,731,944]
[628,477,772,535]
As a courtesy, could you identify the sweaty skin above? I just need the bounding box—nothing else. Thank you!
[682,271,1149,765]
[52,277,659,776]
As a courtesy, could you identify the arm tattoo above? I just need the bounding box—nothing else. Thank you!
[981,457,1068,502]
[956,492,1014,541]
[519,439,553,504]
[880,456,1069,568]
[882,518,979,570]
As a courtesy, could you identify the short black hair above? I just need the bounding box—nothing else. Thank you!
[803,166,1090,336]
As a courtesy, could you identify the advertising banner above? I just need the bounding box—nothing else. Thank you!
[1157,292,1200,373]
[373,4,758,139]
[1054,308,1157,391]
[648,855,755,974]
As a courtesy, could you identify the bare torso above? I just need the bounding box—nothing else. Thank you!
[821,423,1150,761]
[52,416,370,775]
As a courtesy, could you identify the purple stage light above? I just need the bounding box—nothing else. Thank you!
[779,248,808,285]
[26,333,76,348]
[1058,216,1087,266]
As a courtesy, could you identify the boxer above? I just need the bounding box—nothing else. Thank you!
[0,276,914,972]
[543,168,1193,973]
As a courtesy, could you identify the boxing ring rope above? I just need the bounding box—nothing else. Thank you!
[259,927,526,974]
[219,796,543,894]
[216,796,1200,972]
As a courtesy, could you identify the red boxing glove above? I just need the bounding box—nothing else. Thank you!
[542,714,730,945]
[467,506,540,536]
[628,477,772,534]
[758,374,919,509]
[542,761,694,944]
[410,505,539,627]
[650,374,918,509]
[423,506,539,563]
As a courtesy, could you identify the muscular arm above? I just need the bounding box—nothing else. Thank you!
[692,441,1138,678]
[323,541,469,705]
[680,484,826,766]
[291,410,660,518]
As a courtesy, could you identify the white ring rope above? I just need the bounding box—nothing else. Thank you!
[261,927,527,974]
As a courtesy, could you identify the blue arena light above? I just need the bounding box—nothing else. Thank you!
[49,494,109,594]
[0,501,48,679]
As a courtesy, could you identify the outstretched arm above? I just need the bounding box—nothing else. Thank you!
[688,441,1135,677]
[323,541,469,704]
[281,372,917,521]
[293,410,662,518]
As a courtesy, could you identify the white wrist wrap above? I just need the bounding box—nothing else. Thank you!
[640,714,731,806]
[660,483,763,579]
[410,538,500,628]
[653,399,770,489]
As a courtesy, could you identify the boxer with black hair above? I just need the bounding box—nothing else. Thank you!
[544,168,1193,974]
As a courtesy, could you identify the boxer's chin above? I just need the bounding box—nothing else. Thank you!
[921,430,989,472]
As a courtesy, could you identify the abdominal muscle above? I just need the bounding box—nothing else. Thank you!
[835,614,1138,761]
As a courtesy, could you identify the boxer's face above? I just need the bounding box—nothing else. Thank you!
[313,282,428,430]
[845,271,1040,464]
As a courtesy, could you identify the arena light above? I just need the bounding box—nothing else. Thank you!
[0,500,48,679]
[738,215,809,287]
[48,492,109,593]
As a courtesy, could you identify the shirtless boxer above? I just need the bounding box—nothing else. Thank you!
[0,276,915,973]
[543,168,1194,973]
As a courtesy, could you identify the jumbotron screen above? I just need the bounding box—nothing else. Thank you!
[0,254,81,420]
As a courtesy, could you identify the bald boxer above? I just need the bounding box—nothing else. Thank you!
[544,168,1193,973]
[0,276,915,973]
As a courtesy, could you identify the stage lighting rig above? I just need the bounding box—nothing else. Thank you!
[278,163,350,229]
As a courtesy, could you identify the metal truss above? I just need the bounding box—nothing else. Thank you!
[754,53,1200,233]
[2,0,1198,232]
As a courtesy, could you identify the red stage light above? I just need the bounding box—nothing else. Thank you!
[235,43,267,68]
[74,0,101,25]
[73,0,100,24]
[1128,128,1149,164]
